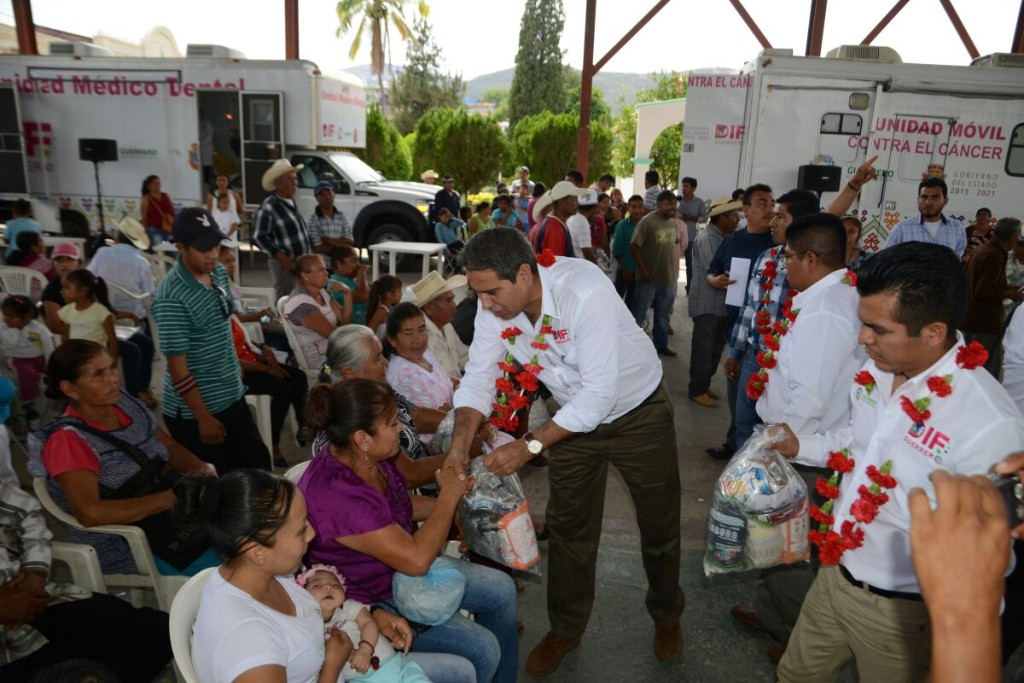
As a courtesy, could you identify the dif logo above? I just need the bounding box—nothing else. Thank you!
[715,124,745,140]
[906,423,951,463]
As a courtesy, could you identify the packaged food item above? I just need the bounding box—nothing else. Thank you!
[458,457,541,576]
[703,426,810,575]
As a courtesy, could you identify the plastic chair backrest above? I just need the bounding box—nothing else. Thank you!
[277,295,318,379]
[0,266,49,298]
[284,460,311,483]
[168,567,216,683]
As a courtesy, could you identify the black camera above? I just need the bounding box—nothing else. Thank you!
[989,473,1024,525]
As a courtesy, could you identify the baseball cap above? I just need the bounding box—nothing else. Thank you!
[173,207,227,250]
[51,242,81,260]
[314,180,334,196]
[577,189,599,207]
[442,173,455,182]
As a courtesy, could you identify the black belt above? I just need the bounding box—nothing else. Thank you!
[838,564,922,602]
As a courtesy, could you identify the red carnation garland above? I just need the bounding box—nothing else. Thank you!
[536,249,556,268]
[490,314,551,433]
[746,299,800,400]
[808,342,989,564]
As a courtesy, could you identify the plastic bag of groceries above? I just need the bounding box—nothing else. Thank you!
[428,410,457,455]
[458,456,541,576]
[703,426,810,575]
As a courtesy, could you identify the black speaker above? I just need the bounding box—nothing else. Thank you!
[78,138,118,163]
[797,165,841,193]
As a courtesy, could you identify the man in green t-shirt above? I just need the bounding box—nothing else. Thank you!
[329,245,369,325]
[630,190,682,357]
[153,207,270,473]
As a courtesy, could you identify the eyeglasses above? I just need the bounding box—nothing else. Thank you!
[780,251,805,264]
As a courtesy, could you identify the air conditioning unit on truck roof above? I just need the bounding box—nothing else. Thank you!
[825,45,902,64]
[48,42,113,58]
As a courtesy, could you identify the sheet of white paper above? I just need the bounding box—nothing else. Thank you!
[725,257,752,307]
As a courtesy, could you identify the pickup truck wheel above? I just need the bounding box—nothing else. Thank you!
[366,222,414,270]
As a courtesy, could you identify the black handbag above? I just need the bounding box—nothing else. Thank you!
[67,421,210,571]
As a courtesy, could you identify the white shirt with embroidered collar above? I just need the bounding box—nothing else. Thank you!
[454,256,662,433]
[794,331,1024,593]
[424,313,469,380]
[757,268,865,435]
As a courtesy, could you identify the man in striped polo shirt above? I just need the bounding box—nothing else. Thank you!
[153,207,270,472]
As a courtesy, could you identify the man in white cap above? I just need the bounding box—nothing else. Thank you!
[567,190,600,263]
[409,271,469,378]
[253,159,313,299]
[531,181,586,257]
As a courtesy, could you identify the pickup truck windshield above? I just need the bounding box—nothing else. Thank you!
[330,153,385,184]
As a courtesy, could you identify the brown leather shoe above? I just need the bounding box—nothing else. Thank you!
[729,604,766,632]
[526,632,580,676]
[767,639,788,664]
[653,621,684,661]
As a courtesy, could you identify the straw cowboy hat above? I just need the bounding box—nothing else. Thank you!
[261,159,305,192]
[117,215,151,251]
[420,169,440,182]
[707,196,743,219]
[531,180,586,222]
[408,271,467,308]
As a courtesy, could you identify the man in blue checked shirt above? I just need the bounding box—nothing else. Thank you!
[882,176,966,258]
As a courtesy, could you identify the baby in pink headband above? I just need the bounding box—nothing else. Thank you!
[296,564,429,682]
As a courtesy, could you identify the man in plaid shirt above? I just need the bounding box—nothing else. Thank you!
[253,159,313,299]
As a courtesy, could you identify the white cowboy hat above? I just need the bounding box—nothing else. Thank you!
[531,180,585,222]
[707,197,744,219]
[420,169,440,181]
[408,271,468,308]
[118,215,150,251]
[261,158,305,192]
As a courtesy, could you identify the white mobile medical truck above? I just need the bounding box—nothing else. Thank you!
[0,44,436,247]
[679,46,1024,249]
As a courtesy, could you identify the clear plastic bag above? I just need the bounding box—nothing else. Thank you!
[458,457,541,576]
[703,425,810,575]
[428,410,457,455]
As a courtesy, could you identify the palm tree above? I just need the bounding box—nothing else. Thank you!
[336,0,429,102]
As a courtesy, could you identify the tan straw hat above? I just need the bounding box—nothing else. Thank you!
[261,159,305,192]
[408,271,468,307]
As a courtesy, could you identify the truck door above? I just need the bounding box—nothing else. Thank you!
[239,92,285,206]
[0,86,29,196]
[877,113,952,218]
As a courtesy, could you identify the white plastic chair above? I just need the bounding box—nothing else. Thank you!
[0,266,49,299]
[244,394,276,469]
[33,477,186,611]
[168,566,215,683]
[106,282,160,359]
[277,295,321,381]
[52,541,107,594]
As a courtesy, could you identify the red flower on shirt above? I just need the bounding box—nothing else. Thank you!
[926,375,952,397]
[900,395,931,425]
[536,249,556,267]
[955,341,989,370]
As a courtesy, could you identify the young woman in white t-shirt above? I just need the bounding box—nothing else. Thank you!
[178,470,350,683]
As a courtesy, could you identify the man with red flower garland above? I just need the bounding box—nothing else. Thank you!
[444,228,684,675]
[771,242,1024,682]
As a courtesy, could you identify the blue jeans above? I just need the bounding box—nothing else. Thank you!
[409,560,518,683]
[735,349,764,450]
[632,282,674,350]
[145,226,165,247]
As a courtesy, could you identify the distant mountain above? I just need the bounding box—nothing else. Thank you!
[345,63,661,115]
[465,69,658,115]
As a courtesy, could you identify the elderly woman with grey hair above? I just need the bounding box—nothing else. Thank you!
[313,324,450,489]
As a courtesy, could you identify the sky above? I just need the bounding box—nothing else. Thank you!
[2,0,1020,80]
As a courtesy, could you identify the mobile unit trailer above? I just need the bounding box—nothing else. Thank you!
[0,45,436,247]
[680,47,1024,249]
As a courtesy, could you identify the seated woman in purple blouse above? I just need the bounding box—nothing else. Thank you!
[299,379,518,683]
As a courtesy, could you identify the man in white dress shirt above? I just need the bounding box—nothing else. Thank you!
[772,242,1024,682]
[444,228,684,674]
[739,214,866,659]
[408,271,469,379]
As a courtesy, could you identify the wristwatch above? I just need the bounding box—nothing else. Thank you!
[523,431,544,455]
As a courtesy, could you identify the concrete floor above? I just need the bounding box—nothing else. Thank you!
[25,248,1024,682]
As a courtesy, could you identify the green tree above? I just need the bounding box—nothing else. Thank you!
[508,0,567,129]
[510,111,612,184]
[389,16,465,134]
[566,82,610,124]
[336,0,428,98]
[411,107,457,177]
[439,111,507,194]
[483,88,510,122]
[355,105,412,180]
[609,71,687,185]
